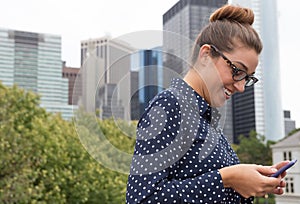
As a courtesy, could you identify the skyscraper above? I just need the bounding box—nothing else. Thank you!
[0,28,74,120]
[80,36,135,120]
[283,110,296,136]
[135,48,163,116]
[229,0,284,142]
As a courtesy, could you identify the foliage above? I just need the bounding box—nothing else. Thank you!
[235,130,274,166]
[253,194,275,204]
[0,83,136,203]
[230,143,239,153]
[74,109,136,174]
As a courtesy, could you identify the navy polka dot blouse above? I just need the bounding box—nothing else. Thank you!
[126,78,253,203]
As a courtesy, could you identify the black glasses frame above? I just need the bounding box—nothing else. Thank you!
[210,45,258,87]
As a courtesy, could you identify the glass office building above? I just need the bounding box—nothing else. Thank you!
[137,48,163,115]
[80,36,135,120]
[0,28,74,120]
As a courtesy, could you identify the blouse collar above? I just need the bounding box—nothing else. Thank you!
[170,78,221,128]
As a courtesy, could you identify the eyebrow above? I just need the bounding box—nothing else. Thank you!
[233,61,255,75]
[212,44,256,76]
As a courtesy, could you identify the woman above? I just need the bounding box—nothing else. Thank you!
[126,4,288,203]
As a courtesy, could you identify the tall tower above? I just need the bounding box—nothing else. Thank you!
[0,28,74,120]
[80,36,136,120]
[229,0,284,142]
[136,48,163,116]
[283,110,296,136]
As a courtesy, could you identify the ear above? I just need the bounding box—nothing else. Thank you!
[197,44,211,65]
[198,44,211,58]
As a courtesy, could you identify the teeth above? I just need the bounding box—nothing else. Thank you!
[224,88,232,96]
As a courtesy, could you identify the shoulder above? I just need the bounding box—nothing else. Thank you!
[136,89,182,136]
[145,89,180,113]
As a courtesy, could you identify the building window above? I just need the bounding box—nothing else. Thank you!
[289,151,292,160]
[283,151,292,160]
[285,177,294,193]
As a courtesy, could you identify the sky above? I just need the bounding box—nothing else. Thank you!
[0,0,299,128]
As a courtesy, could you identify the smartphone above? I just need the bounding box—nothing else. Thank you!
[271,159,297,177]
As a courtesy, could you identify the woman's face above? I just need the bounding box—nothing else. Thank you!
[201,45,259,107]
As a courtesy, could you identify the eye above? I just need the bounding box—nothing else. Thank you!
[231,65,245,75]
[230,64,240,74]
[236,70,245,77]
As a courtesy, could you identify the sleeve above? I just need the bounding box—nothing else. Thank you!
[126,94,227,204]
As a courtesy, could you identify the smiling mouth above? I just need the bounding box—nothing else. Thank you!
[224,88,232,97]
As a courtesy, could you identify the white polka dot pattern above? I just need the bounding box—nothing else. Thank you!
[126,78,253,204]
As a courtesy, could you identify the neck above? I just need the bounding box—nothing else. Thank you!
[183,68,211,104]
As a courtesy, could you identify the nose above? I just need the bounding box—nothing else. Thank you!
[233,79,246,93]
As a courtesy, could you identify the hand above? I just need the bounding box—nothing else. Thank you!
[219,164,283,198]
[266,161,290,195]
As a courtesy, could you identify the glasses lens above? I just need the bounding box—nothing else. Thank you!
[232,69,247,81]
[245,77,258,87]
[232,70,258,87]
[245,79,254,86]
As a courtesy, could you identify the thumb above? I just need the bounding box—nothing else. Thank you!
[256,165,277,176]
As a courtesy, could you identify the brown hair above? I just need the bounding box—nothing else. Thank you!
[190,4,263,65]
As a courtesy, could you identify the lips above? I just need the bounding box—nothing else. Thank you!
[224,88,232,98]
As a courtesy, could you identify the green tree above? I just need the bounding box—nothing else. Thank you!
[236,130,274,166]
[0,82,136,203]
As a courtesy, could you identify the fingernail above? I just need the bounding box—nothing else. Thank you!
[271,168,277,173]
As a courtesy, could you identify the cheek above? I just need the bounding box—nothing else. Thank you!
[222,76,233,85]
[219,69,234,85]
[214,61,232,84]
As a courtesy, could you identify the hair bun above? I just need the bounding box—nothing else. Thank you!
[209,4,254,25]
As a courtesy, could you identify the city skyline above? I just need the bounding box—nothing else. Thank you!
[0,0,299,129]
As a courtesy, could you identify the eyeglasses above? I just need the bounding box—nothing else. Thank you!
[210,45,258,87]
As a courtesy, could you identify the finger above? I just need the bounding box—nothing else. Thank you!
[273,187,284,195]
[279,179,286,188]
[256,165,277,176]
[280,171,287,178]
[272,161,290,170]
